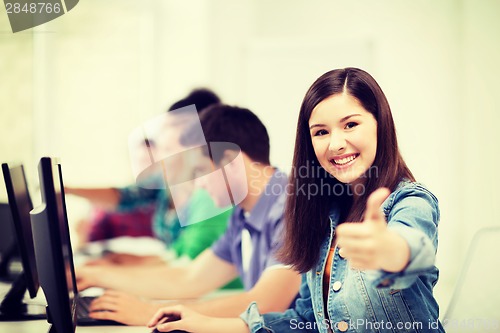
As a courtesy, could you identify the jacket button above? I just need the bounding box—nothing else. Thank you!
[316,271,321,275]
[337,321,349,332]
[331,281,342,292]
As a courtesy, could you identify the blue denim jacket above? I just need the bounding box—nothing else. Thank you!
[241,181,445,333]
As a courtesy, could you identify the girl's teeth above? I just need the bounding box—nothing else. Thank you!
[334,155,357,165]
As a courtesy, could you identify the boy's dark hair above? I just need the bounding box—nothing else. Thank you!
[168,88,221,113]
[180,104,271,165]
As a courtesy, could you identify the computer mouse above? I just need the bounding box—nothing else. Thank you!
[151,328,188,333]
[151,314,188,333]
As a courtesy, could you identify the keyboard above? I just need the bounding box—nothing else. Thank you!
[76,296,123,326]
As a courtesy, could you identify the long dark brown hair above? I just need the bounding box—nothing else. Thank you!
[278,68,415,273]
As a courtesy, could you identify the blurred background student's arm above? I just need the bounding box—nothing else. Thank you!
[65,186,120,210]
[77,248,239,299]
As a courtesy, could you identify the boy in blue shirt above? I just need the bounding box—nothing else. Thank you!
[76,104,301,325]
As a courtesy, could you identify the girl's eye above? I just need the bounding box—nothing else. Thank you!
[313,129,328,136]
[345,122,358,129]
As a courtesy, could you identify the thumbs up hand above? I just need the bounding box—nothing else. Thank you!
[336,188,410,272]
[364,187,391,224]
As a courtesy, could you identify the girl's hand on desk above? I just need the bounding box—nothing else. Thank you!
[147,305,249,333]
[88,290,161,326]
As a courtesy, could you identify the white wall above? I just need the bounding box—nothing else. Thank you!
[461,0,500,244]
[1,0,500,315]
[0,17,35,200]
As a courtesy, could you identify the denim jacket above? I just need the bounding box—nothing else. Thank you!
[241,181,445,333]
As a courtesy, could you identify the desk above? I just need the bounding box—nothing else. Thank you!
[0,320,151,332]
[0,281,149,332]
[1,281,242,333]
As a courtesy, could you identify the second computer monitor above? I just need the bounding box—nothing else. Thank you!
[30,157,77,333]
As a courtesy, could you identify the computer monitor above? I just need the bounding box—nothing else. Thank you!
[0,202,20,280]
[0,163,45,320]
[30,157,77,333]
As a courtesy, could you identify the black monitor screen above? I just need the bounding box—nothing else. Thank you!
[0,202,19,280]
[31,157,77,332]
[1,164,39,298]
[0,203,17,262]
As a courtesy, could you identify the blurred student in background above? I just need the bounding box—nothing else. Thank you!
[75,104,301,326]
[66,89,239,276]
[74,138,156,249]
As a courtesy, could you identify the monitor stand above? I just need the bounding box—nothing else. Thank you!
[0,273,46,321]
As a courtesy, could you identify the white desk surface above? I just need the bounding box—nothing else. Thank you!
[0,320,150,332]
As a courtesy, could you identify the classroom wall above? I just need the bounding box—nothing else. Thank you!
[1,0,500,314]
[0,17,34,190]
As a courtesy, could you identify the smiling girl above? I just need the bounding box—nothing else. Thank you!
[147,67,444,333]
